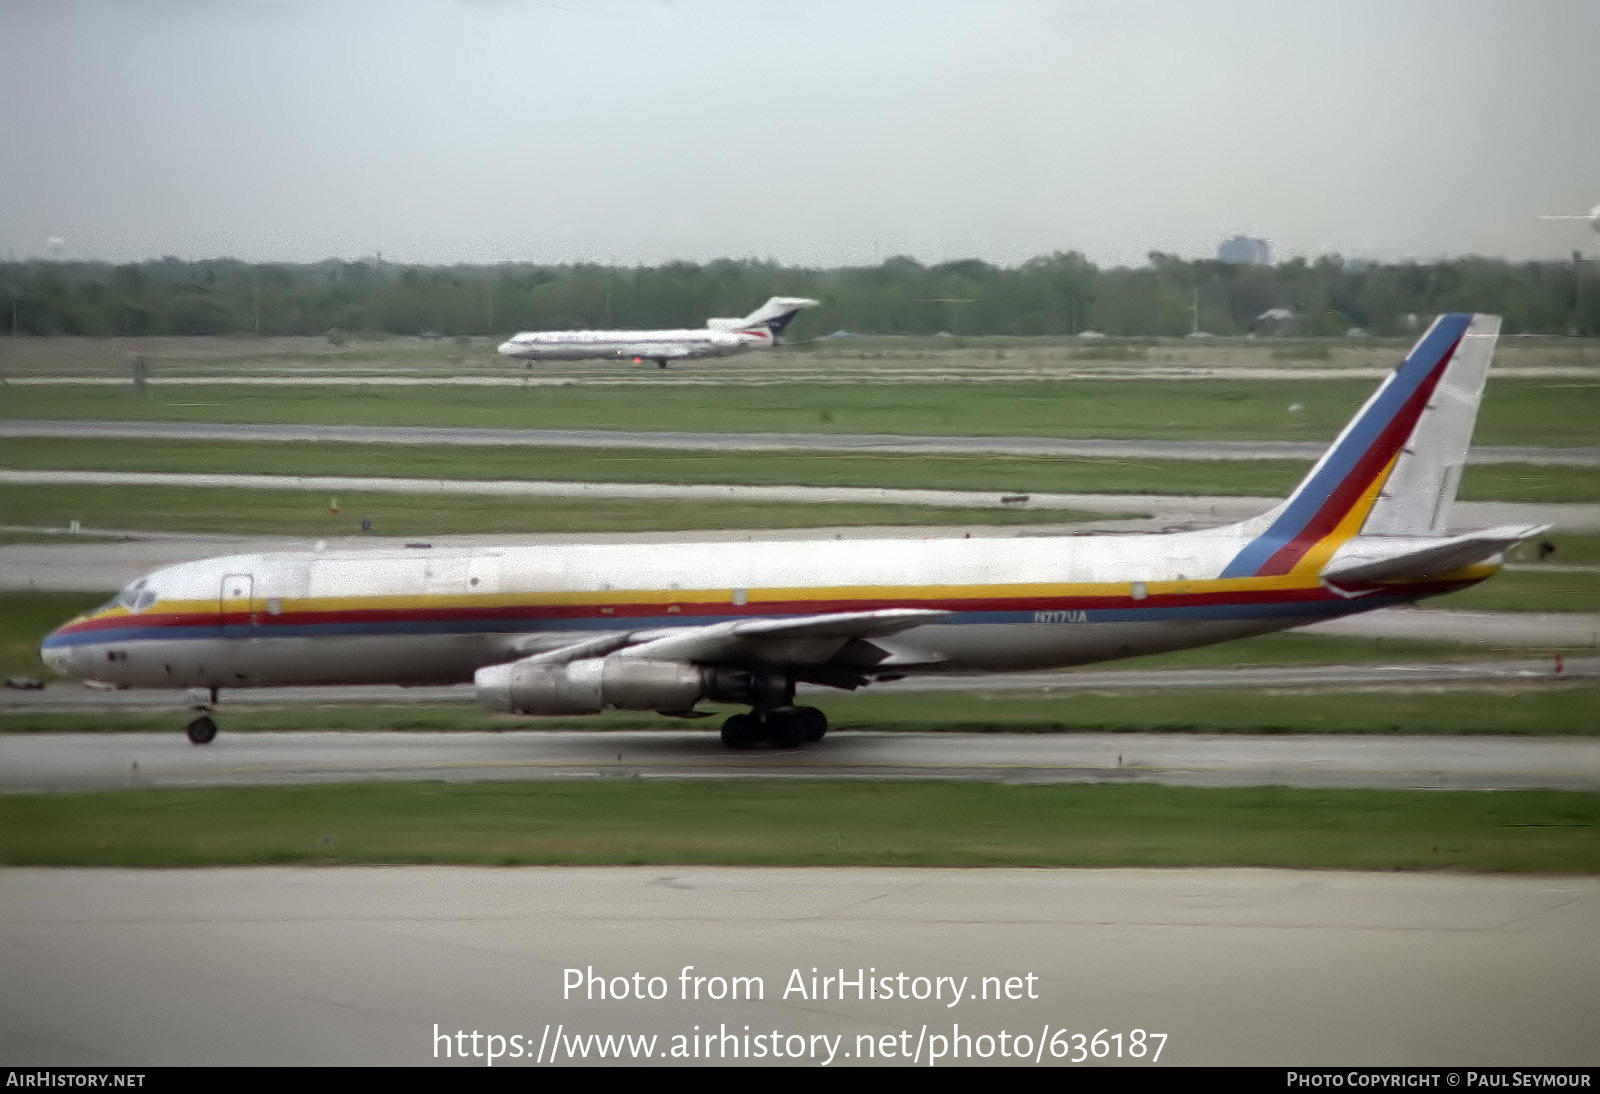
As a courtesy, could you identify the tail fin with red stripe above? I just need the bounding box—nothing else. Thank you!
[1221,312,1501,579]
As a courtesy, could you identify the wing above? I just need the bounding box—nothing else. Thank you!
[620,342,698,359]
[503,607,950,680]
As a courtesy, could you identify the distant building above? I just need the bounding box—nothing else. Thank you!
[1218,236,1272,265]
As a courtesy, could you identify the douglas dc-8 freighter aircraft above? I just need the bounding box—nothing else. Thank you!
[495,296,819,368]
[43,313,1542,748]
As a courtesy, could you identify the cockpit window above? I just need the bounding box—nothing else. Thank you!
[97,579,150,614]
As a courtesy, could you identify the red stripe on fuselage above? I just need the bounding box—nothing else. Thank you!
[1256,337,1460,575]
[48,578,1480,639]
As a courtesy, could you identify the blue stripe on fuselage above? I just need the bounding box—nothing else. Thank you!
[39,594,1425,649]
[1219,313,1471,579]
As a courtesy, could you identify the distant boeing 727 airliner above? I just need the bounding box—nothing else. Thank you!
[43,313,1543,749]
[495,296,819,368]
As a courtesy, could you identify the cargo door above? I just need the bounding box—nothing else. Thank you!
[219,573,256,639]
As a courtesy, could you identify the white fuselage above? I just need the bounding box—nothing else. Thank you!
[39,526,1481,692]
[496,326,772,363]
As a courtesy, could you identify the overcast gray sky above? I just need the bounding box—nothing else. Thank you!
[2,0,1595,267]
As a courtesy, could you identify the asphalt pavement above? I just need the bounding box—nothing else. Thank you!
[6,418,1592,465]
[5,728,1596,792]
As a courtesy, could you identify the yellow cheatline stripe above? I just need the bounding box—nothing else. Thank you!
[1288,452,1399,577]
[74,574,1347,625]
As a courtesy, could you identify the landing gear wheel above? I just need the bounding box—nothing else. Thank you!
[656,359,668,369]
[185,715,218,745]
[763,708,805,749]
[720,712,759,750]
[795,706,828,743]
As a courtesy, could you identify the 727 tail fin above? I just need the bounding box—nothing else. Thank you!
[735,296,819,340]
[1221,312,1502,578]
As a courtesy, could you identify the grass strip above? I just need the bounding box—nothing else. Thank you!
[3,376,1592,447]
[1,781,1593,872]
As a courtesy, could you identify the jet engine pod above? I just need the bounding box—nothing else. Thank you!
[475,656,706,715]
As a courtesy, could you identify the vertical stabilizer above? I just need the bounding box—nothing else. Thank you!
[1221,312,1500,578]
[735,296,819,339]
[1360,313,1499,535]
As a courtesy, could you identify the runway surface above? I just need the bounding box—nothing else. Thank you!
[4,866,1595,1065]
[5,659,1592,712]
[6,729,1597,792]
[0,467,1154,511]
[8,418,1592,466]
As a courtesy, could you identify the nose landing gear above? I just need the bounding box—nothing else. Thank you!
[184,687,219,745]
[185,715,217,745]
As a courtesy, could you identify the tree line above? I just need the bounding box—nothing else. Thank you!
[1,252,1592,339]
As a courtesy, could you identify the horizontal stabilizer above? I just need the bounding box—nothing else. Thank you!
[1321,524,1548,594]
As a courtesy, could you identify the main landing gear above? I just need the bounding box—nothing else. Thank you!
[185,687,219,745]
[720,706,828,750]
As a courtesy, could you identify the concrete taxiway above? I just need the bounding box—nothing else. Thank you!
[3,866,1594,1066]
[5,659,1592,713]
[6,468,1597,531]
[7,418,1592,466]
[5,729,1596,792]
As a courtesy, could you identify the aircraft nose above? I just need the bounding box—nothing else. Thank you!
[39,630,76,677]
[496,340,519,356]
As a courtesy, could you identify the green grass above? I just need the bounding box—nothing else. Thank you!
[6,437,1596,501]
[0,484,1093,540]
[1505,533,1600,567]
[6,686,1595,736]
[2,782,1593,872]
[3,375,1593,447]
[1428,568,1600,613]
[1,590,106,677]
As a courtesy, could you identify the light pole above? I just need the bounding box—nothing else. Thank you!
[1537,203,1597,338]
[916,297,975,335]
